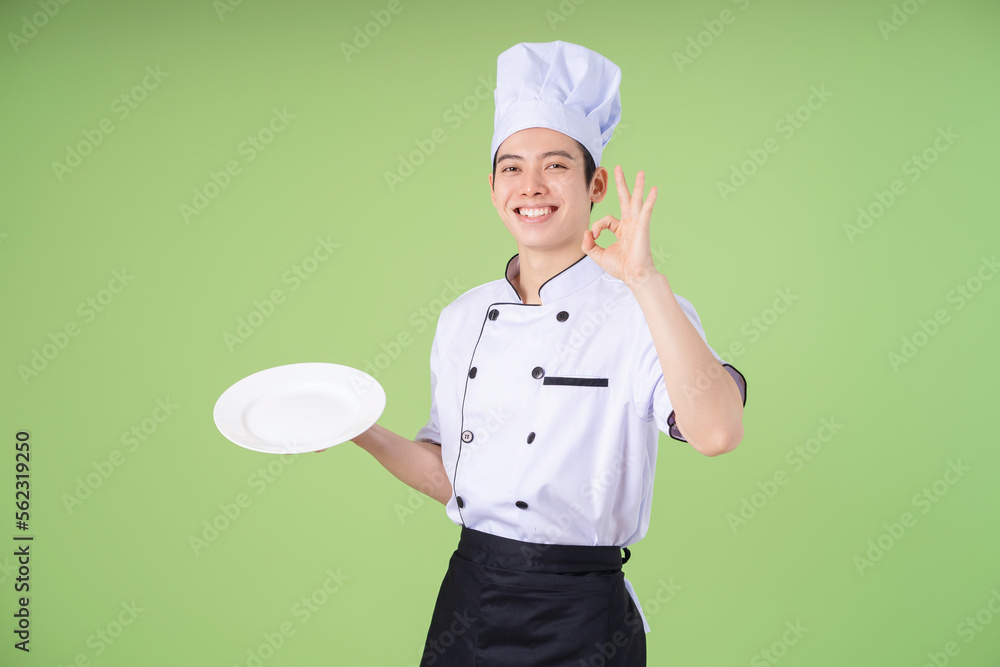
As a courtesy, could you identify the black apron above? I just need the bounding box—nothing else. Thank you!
[418,527,646,666]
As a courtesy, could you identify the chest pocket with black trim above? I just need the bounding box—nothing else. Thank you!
[542,376,609,387]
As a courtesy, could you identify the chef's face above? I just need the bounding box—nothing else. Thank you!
[489,127,607,255]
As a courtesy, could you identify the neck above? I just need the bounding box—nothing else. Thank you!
[513,246,586,305]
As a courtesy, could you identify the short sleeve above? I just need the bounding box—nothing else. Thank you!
[414,312,444,446]
[633,294,747,442]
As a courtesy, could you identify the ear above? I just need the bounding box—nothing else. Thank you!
[488,172,497,208]
[590,166,609,205]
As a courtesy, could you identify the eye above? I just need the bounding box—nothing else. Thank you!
[501,165,519,173]
[546,163,566,169]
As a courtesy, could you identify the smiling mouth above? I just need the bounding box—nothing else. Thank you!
[515,206,558,219]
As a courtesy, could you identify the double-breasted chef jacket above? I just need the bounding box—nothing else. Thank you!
[416,252,747,628]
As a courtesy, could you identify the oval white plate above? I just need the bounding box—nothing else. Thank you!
[213,363,385,454]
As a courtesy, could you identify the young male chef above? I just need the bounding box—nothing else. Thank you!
[351,40,747,666]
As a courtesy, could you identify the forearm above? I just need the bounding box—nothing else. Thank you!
[630,272,744,455]
[352,423,452,504]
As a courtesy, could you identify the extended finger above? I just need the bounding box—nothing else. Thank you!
[640,185,658,223]
[632,171,646,214]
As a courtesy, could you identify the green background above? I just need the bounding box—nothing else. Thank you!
[2,0,999,664]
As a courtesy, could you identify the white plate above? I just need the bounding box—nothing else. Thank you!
[213,363,385,454]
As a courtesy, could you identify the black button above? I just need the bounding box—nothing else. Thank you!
[556,311,569,322]
[526,432,535,444]
[456,496,465,508]
[515,500,529,510]
[468,367,477,379]
[461,430,474,443]
[488,309,499,321]
[531,366,544,379]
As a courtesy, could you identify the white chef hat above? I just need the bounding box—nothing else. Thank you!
[491,40,622,168]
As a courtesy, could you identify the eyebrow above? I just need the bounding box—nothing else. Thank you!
[496,149,577,164]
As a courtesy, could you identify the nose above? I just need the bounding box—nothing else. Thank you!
[519,166,545,196]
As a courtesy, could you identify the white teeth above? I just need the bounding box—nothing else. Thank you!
[519,207,553,218]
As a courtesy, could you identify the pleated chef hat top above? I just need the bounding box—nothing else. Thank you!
[491,41,622,168]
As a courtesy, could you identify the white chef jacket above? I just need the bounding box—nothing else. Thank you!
[415,253,746,630]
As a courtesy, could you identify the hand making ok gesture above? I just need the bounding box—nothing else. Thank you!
[582,165,659,289]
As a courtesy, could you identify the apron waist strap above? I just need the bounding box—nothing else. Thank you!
[457,526,624,574]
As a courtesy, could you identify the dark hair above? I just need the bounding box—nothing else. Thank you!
[492,139,597,212]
